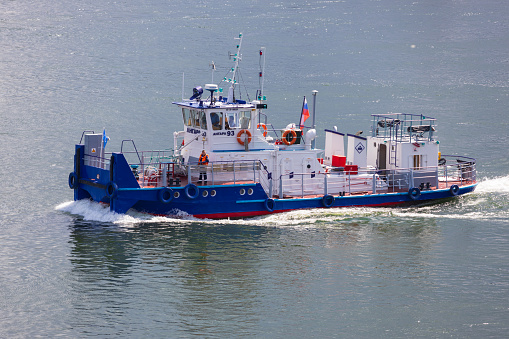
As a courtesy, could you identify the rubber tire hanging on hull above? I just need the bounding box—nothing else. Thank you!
[449,184,460,196]
[184,184,199,199]
[264,198,275,212]
[408,187,421,200]
[322,194,335,207]
[158,187,174,203]
[106,181,118,199]
[68,172,78,189]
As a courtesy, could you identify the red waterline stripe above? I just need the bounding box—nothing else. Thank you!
[193,201,406,219]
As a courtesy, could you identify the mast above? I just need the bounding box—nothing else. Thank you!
[210,61,216,83]
[226,33,243,103]
[258,47,266,101]
[312,90,318,149]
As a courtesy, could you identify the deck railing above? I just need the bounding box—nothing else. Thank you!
[278,169,388,198]
[438,155,476,186]
[83,152,110,169]
[371,113,437,143]
[82,145,476,199]
[278,155,476,198]
[186,160,262,186]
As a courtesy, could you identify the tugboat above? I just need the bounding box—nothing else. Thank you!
[68,33,477,219]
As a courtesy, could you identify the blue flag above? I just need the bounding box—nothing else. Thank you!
[102,129,108,148]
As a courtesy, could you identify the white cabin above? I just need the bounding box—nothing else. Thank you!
[172,86,323,196]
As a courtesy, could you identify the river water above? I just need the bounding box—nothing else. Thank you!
[1,0,509,337]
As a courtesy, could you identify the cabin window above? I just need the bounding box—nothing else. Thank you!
[226,112,237,128]
[239,111,251,129]
[191,110,201,128]
[210,112,224,130]
[182,108,192,126]
[199,110,207,129]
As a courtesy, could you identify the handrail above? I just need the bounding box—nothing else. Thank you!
[257,160,273,196]
[439,154,476,163]
[371,113,438,142]
[83,144,475,197]
[183,160,261,186]
[120,139,142,165]
[277,155,476,199]
[79,130,95,144]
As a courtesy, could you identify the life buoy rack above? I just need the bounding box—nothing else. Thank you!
[237,129,252,145]
[158,187,174,204]
[257,123,267,137]
[322,194,335,208]
[184,183,199,199]
[449,184,460,196]
[106,181,118,199]
[282,129,297,145]
[408,187,421,200]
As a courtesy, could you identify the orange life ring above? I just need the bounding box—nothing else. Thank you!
[237,129,252,145]
[282,129,297,145]
[257,123,267,137]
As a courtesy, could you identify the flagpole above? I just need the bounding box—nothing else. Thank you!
[312,90,318,149]
[299,96,306,129]
[101,128,105,169]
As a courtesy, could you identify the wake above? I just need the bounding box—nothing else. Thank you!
[475,175,509,194]
[56,175,509,226]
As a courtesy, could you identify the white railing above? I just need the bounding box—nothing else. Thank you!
[278,170,387,198]
[83,144,476,199]
[277,155,476,198]
[438,155,476,186]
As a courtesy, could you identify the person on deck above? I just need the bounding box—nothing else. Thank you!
[198,150,209,185]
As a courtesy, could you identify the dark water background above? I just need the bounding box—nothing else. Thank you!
[1,0,509,337]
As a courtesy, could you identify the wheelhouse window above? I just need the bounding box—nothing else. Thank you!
[199,110,207,129]
[226,112,237,128]
[182,108,191,126]
[183,108,207,129]
[210,112,224,130]
[239,111,251,129]
[191,110,200,128]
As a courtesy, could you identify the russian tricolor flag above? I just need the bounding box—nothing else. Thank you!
[299,97,309,129]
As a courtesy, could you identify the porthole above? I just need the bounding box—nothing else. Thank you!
[202,190,209,197]
[247,188,254,195]
[240,188,246,195]
[210,190,217,197]
[174,191,180,199]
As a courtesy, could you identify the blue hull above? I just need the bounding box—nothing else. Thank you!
[70,146,477,219]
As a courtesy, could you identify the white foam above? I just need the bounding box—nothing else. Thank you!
[55,200,385,227]
[476,175,509,194]
[56,200,139,223]
[56,176,508,226]
[56,200,192,225]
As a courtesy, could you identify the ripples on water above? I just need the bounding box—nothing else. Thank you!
[52,176,509,337]
[3,0,509,336]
